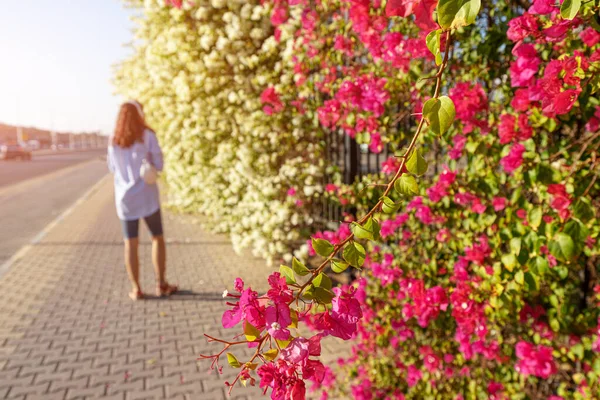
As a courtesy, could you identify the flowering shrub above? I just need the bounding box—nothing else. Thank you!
[117,0,600,399]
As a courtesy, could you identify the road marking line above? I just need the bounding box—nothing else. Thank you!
[0,174,111,280]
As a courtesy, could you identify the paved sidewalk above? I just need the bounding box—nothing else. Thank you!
[0,176,346,400]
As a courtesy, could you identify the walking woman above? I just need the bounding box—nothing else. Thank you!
[108,101,177,300]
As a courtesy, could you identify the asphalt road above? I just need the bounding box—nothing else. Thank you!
[0,152,109,265]
[0,149,106,188]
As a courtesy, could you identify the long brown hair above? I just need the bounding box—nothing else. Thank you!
[113,102,147,148]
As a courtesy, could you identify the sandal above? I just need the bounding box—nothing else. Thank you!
[156,282,178,297]
[129,289,145,301]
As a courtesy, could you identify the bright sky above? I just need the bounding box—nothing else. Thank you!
[0,1,134,134]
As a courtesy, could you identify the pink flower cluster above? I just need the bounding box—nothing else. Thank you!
[500,143,526,174]
[427,168,456,203]
[449,82,489,134]
[547,183,571,220]
[398,279,448,328]
[308,287,363,340]
[515,341,557,379]
[261,87,285,115]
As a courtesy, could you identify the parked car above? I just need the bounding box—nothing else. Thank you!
[0,144,32,160]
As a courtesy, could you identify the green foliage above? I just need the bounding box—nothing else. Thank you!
[312,238,335,257]
[426,29,443,65]
[422,96,456,135]
[395,175,419,196]
[561,0,581,20]
[437,0,481,29]
[343,241,366,267]
[406,150,428,177]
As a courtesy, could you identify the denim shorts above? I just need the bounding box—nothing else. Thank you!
[121,209,164,239]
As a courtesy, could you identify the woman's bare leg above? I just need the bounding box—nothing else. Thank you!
[152,235,166,285]
[124,238,141,294]
[152,235,177,296]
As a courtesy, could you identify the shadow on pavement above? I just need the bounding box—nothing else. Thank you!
[144,289,226,302]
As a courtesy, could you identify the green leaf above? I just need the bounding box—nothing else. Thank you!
[331,258,350,273]
[313,272,332,290]
[381,196,401,214]
[529,256,549,276]
[571,343,584,360]
[515,270,524,285]
[303,284,315,300]
[263,349,278,361]
[554,266,569,280]
[292,257,310,276]
[351,221,372,240]
[564,219,588,253]
[437,0,481,30]
[314,287,335,304]
[351,217,378,240]
[524,272,539,291]
[560,0,581,20]
[227,353,242,368]
[406,150,428,177]
[529,207,543,230]
[426,29,443,65]
[501,254,517,272]
[510,237,522,256]
[395,174,419,196]
[422,96,456,135]
[312,238,334,257]
[244,322,261,342]
[573,198,595,222]
[343,241,366,267]
[279,265,296,284]
[548,232,576,262]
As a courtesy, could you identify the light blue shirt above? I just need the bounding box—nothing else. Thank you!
[107,129,164,221]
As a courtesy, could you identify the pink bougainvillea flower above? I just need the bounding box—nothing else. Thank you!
[222,287,265,329]
[511,88,532,111]
[287,187,297,197]
[510,43,541,87]
[265,303,292,340]
[406,364,422,387]
[449,134,466,159]
[261,87,285,115]
[385,0,421,17]
[325,184,338,193]
[492,197,507,211]
[498,114,517,144]
[165,0,183,8]
[515,341,558,379]
[233,278,244,293]
[381,156,401,175]
[331,287,363,325]
[436,228,450,243]
[280,337,310,364]
[580,27,600,47]
[270,5,289,27]
[507,13,539,42]
[500,143,526,174]
[529,0,556,15]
